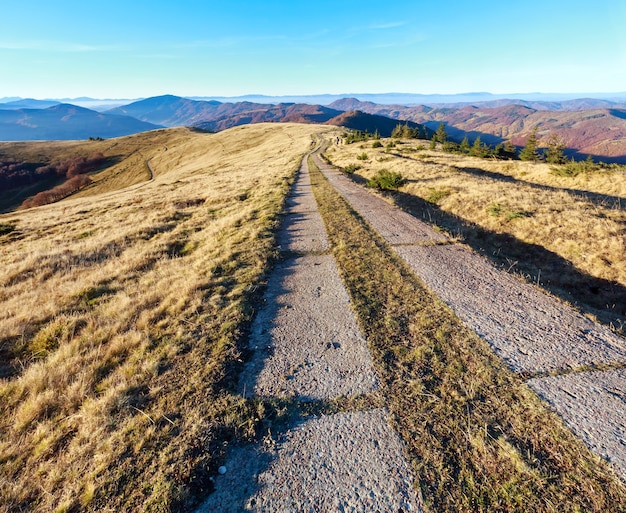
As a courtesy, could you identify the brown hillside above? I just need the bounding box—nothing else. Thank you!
[329,99,626,162]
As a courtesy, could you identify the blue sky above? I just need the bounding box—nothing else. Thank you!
[1,0,625,99]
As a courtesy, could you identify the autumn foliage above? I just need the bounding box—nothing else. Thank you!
[21,175,93,208]
[9,153,106,208]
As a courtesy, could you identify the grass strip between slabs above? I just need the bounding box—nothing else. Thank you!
[308,155,626,513]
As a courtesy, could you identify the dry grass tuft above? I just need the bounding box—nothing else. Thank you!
[0,123,331,512]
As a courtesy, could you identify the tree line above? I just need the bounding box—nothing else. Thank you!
[7,153,106,209]
[21,175,93,209]
[0,153,106,190]
[428,123,568,163]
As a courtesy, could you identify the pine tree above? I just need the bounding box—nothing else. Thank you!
[519,127,541,161]
[435,122,447,144]
[503,141,517,159]
[391,124,404,139]
[545,133,566,164]
[460,135,470,153]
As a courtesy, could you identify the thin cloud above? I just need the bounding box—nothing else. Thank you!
[369,21,407,30]
[0,40,124,52]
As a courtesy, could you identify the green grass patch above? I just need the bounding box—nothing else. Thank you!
[309,154,626,512]
[425,187,452,205]
[488,203,532,221]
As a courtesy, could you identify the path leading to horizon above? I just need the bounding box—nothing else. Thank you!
[197,153,422,512]
[310,149,626,481]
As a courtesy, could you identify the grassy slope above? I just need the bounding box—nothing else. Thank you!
[0,123,330,513]
[309,153,626,512]
[324,139,626,332]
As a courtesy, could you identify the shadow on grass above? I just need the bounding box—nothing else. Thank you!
[390,188,625,333]
[346,169,625,332]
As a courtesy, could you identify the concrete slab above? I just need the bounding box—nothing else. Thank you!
[276,211,329,253]
[197,409,422,512]
[317,162,448,245]
[528,369,626,479]
[240,254,378,401]
[394,244,626,374]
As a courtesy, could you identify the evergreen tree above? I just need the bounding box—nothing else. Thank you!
[430,135,437,149]
[435,122,447,144]
[545,133,566,164]
[519,127,541,161]
[503,140,517,159]
[460,135,470,153]
[469,136,488,157]
[391,124,404,138]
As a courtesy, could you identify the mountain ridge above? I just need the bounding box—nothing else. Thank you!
[0,104,162,141]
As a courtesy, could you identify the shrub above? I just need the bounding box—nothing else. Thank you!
[487,203,504,217]
[356,152,368,161]
[548,156,623,177]
[487,202,531,220]
[426,188,452,204]
[372,141,383,148]
[366,169,406,191]
[0,223,16,235]
[343,164,362,174]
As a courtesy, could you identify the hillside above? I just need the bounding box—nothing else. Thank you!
[329,98,626,162]
[1,124,625,512]
[109,95,432,137]
[0,104,162,141]
[106,94,224,126]
[0,123,333,512]
[325,135,626,329]
[0,129,181,212]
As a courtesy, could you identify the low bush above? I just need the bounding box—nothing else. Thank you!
[426,188,452,204]
[356,152,368,161]
[366,169,406,191]
[0,223,16,235]
[342,164,362,174]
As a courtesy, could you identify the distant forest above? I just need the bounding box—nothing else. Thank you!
[0,153,105,208]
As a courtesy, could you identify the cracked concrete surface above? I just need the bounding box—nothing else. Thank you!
[197,153,422,512]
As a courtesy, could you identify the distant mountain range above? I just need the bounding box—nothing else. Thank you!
[2,93,626,161]
[110,95,427,136]
[0,104,161,141]
[328,98,626,162]
[4,91,626,109]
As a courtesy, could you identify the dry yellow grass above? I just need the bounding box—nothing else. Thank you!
[0,123,332,512]
[325,139,626,330]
